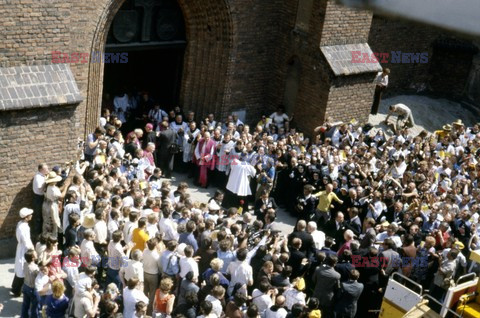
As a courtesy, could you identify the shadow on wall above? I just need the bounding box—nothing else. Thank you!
[0,181,33,258]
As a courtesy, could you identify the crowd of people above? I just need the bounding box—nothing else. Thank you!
[11,99,480,318]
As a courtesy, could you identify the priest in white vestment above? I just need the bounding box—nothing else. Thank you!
[226,152,256,212]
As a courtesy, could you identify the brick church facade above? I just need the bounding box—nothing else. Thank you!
[0,0,478,243]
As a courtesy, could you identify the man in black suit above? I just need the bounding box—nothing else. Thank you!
[324,212,346,250]
[313,255,341,318]
[295,184,318,222]
[287,238,309,279]
[334,269,364,318]
[335,250,354,282]
[156,121,177,178]
[320,237,337,259]
[288,220,315,259]
[254,189,278,224]
[345,207,362,236]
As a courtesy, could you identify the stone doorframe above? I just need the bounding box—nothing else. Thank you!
[84,0,235,136]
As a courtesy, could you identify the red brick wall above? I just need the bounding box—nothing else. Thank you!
[0,106,80,239]
[285,0,375,136]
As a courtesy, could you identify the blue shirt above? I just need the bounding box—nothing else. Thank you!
[160,250,180,276]
[45,294,69,318]
[179,232,199,252]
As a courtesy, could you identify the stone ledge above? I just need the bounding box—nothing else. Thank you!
[321,43,382,76]
[0,64,83,111]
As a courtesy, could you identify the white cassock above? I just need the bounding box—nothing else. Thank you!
[226,159,256,196]
[183,128,200,163]
[15,221,34,277]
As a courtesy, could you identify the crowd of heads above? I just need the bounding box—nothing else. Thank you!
[17,101,480,317]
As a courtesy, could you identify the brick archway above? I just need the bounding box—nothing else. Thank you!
[84,0,234,135]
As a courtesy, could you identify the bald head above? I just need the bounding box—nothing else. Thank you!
[275,295,286,306]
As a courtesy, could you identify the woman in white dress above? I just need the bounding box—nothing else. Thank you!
[11,208,34,296]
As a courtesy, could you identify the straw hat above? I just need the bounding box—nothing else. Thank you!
[19,207,33,218]
[82,214,95,228]
[45,171,62,184]
[452,119,464,127]
[442,124,452,131]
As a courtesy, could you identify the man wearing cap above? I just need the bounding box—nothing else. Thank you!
[32,163,49,240]
[12,208,35,297]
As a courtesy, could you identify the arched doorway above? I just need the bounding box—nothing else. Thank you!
[84,0,234,136]
[104,0,185,105]
[102,0,186,131]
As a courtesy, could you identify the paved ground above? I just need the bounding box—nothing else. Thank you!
[369,94,478,136]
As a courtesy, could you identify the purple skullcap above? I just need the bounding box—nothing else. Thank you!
[146,123,153,130]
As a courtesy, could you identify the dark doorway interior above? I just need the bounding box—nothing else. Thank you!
[102,0,186,132]
[103,47,184,105]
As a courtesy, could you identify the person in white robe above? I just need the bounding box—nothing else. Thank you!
[113,92,131,123]
[183,122,200,163]
[12,208,34,296]
[226,152,256,212]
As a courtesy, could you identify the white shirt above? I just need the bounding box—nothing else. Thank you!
[62,258,80,287]
[179,256,199,279]
[158,217,179,241]
[205,295,223,317]
[80,239,99,266]
[74,272,92,296]
[367,201,384,220]
[252,289,273,316]
[227,260,253,295]
[74,295,93,318]
[376,232,402,248]
[108,241,126,270]
[265,307,288,318]
[143,249,161,275]
[107,219,119,238]
[33,172,46,195]
[374,72,388,87]
[310,230,326,250]
[283,288,306,310]
[63,203,81,233]
[123,287,149,318]
[121,260,144,282]
[270,112,289,128]
[94,220,108,244]
[146,223,159,238]
[35,272,51,294]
